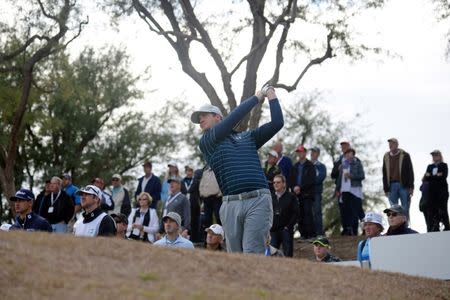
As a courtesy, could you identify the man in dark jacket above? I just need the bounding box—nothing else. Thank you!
[10,189,52,232]
[289,145,316,239]
[270,174,299,257]
[384,204,418,235]
[135,160,162,210]
[186,166,202,243]
[382,138,414,219]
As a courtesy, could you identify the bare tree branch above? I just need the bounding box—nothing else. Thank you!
[38,0,60,23]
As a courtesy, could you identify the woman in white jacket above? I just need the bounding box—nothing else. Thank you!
[127,192,159,243]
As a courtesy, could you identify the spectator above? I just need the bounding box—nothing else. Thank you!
[10,189,52,232]
[110,174,132,217]
[335,148,365,236]
[135,160,162,210]
[312,237,341,263]
[384,204,418,235]
[111,213,129,239]
[264,150,281,192]
[423,150,449,231]
[289,145,316,240]
[419,179,432,231]
[270,174,299,257]
[205,224,224,251]
[74,185,116,237]
[382,138,414,219]
[33,176,74,233]
[198,165,223,239]
[191,86,283,254]
[128,192,159,243]
[34,179,51,214]
[62,173,81,212]
[184,165,201,243]
[310,146,326,236]
[273,142,293,179]
[92,177,114,212]
[161,178,191,238]
[153,212,194,249]
[357,212,384,264]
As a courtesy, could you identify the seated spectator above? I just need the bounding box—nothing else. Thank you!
[128,192,159,243]
[384,204,418,235]
[153,212,194,249]
[357,211,384,263]
[111,213,129,239]
[205,224,224,251]
[10,189,52,232]
[74,185,116,237]
[312,237,341,263]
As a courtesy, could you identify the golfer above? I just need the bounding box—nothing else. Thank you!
[190,86,283,254]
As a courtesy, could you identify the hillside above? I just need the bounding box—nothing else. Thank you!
[1,231,449,300]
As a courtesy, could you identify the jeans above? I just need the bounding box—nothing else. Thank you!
[51,222,68,234]
[388,182,410,219]
[220,191,272,254]
[313,192,323,236]
[270,227,294,257]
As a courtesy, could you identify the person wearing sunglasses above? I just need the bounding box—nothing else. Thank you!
[384,204,417,236]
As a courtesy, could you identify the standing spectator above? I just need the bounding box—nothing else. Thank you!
[74,185,116,237]
[184,165,201,243]
[270,174,299,257]
[62,174,80,211]
[33,176,74,233]
[199,165,223,235]
[273,142,293,179]
[153,212,194,249]
[205,224,225,251]
[310,146,326,236]
[382,138,414,219]
[357,212,384,264]
[191,86,283,254]
[312,237,341,263]
[135,160,162,210]
[10,189,52,232]
[423,150,449,231]
[111,213,129,239]
[289,145,316,240]
[264,150,281,192]
[161,163,188,205]
[161,178,191,237]
[110,174,132,217]
[336,148,365,236]
[128,192,159,243]
[34,180,51,213]
[384,204,418,235]
[92,177,114,212]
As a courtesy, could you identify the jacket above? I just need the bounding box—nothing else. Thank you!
[382,149,414,192]
[288,159,315,199]
[336,158,365,191]
[135,175,162,209]
[386,223,418,236]
[33,190,74,224]
[160,192,191,232]
[270,191,299,231]
[10,212,53,232]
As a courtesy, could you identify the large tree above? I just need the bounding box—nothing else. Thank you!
[0,0,87,209]
[105,0,385,130]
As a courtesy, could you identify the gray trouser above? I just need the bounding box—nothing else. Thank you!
[220,191,273,254]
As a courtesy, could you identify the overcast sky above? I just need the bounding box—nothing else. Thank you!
[51,0,450,232]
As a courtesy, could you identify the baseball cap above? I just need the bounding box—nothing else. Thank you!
[387,138,398,144]
[112,174,122,180]
[295,145,307,153]
[162,212,182,227]
[190,104,223,124]
[62,173,71,179]
[205,224,224,239]
[111,213,128,225]
[185,165,194,171]
[76,185,102,199]
[0,224,12,231]
[312,237,331,248]
[362,212,384,229]
[168,177,181,184]
[310,146,320,153]
[340,139,350,145]
[430,149,442,155]
[10,189,35,202]
[268,150,278,157]
[167,162,178,168]
[142,160,152,167]
[383,204,406,216]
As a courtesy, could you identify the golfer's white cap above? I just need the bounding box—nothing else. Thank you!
[191,104,223,124]
[205,224,224,239]
[362,211,384,229]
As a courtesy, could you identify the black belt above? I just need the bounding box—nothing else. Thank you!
[222,188,270,202]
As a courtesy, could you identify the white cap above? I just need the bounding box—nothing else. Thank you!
[0,224,12,231]
[190,104,223,124]
[268,150,278,158]
[167,162,178,168]
[112,174,122,180]
[362,211,384,229]
[205,224,224,239]
[76,185,102,199]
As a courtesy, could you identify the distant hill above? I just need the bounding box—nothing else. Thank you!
[1,232,448,300]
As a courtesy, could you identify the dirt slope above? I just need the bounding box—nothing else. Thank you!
[0,231,448,300]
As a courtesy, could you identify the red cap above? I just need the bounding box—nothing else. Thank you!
[295,145,307,153]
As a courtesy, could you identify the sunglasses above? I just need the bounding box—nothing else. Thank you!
[386,212,399,217]
[111,178,119,181]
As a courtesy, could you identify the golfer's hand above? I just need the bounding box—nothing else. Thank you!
[256,90,265,102]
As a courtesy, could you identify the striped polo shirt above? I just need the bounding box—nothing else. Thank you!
[199,96,283,196]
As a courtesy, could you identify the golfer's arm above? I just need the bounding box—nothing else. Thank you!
[253,99,284,148]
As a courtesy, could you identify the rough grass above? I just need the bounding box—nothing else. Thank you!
[0,231,449,300]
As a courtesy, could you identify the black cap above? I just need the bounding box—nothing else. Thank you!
[383,204,406,215]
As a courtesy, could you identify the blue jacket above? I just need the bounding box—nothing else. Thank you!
[313,160,327,194]
[10,212,53,232]
[135,175,162,209]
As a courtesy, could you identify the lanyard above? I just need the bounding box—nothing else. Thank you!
[165,192,180,208]
[51,190,61,206]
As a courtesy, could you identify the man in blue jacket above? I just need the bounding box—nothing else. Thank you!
[10,189,52,232]
[135,160,162,210]
[191,86,283,254]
